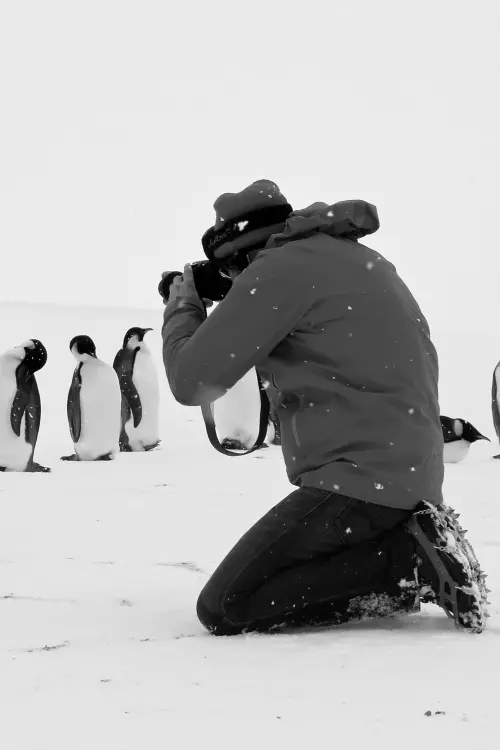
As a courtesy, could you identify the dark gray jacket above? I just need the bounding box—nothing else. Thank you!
[162,204,443,509]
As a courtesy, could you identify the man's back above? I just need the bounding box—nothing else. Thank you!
[258,213,443,510]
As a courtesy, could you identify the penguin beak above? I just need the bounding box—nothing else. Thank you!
[473,431,490,442]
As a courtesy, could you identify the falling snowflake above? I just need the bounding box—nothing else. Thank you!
[308,402,314,407]
[408,408,415,415]
[272,306,279,310]
[237,220,249,231]
[345,527,352,534]
[348,306,352,310]
[410,466,416,472]
[374,482,384,490]
[333,484,340,491]
[230,353,236,358]
[250,288,257,295]
[327,210,334,217]
[366,261,374,270]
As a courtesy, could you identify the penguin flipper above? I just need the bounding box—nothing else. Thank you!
[11,362,32,438]
[67,365,82,444]
[24,376,42,451]
[113,348,142,428]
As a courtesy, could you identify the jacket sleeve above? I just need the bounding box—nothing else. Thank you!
[161,246,316,406]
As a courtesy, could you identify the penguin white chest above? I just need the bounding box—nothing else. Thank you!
[124,349,160,448]
[0,358,32,470]
[443,440,470,464]
[213,368,262,448]
[77,360,121,459]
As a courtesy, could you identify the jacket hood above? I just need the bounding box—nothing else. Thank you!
[267,199,380,248]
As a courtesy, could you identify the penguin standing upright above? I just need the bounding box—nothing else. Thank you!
[113,327,160,452]
[440,416,490,463]
[61,335,121,461]
[0,339,50,472]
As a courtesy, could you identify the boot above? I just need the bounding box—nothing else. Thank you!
[405,501,489,634]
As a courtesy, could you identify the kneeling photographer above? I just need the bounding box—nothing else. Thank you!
[159,179,479,638]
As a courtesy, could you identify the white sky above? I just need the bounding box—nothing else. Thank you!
[0,0,498,336]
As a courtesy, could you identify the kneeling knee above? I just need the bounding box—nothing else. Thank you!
[196,592,245,636]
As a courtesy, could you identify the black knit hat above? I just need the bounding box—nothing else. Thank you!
[202,179,292,261]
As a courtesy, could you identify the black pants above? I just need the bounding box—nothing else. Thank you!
[197,488,418,635]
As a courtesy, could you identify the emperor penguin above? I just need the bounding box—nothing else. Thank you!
[113,327,160,452]
[61,335,121,461]
[0,339,50,472]
[440,416,490,464]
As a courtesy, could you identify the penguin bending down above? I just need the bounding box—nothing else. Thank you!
[61,336,121,461]
[113,327,160,452]
[440,416,489,464]
[0,339,50,472]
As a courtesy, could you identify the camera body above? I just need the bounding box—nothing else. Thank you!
[158,260,233,303]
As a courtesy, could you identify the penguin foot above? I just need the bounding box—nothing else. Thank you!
[0,466,5,472]
[119,443,133,453]
[493,454,500,460]
[144,441,161,452]
[30,462,51,473]
[221,438,248,451]
[60,454,78,461]
[96,452,113,461]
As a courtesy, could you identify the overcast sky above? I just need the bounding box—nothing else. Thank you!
[0,0,498,337]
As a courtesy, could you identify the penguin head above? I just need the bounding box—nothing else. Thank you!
[461,420,490,444]
[70,335,97,360]
[123,327,153,349]
[2,339,47,372]
[440,416,489,444]
[22,339,48,373]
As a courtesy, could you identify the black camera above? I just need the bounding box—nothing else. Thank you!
[158,260,233,303]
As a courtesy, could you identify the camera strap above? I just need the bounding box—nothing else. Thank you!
[200,373,271,456]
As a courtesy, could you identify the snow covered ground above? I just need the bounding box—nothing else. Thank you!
[0,301,499,749]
